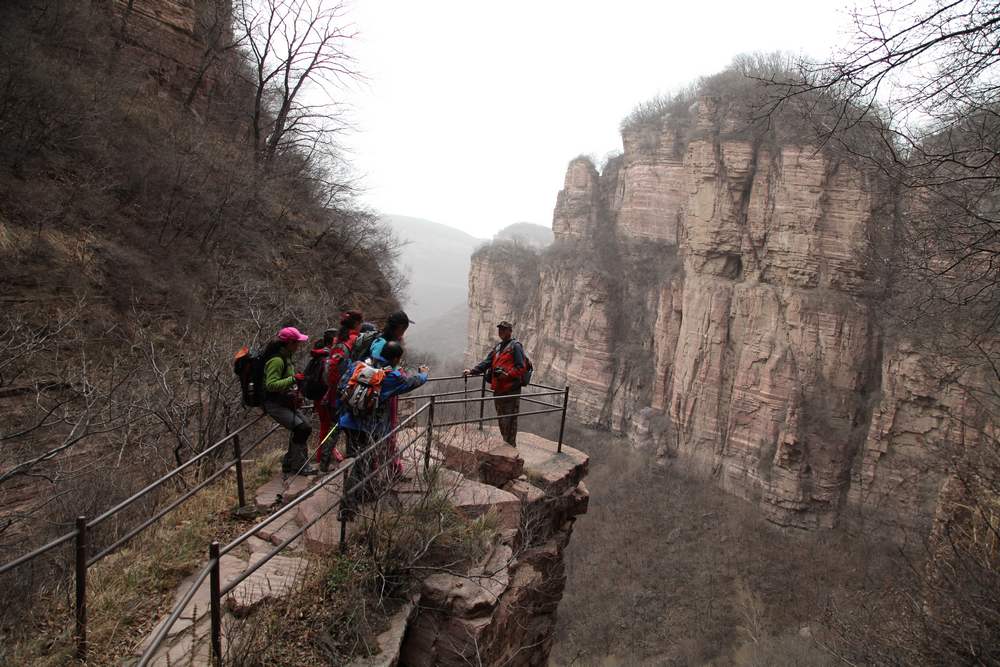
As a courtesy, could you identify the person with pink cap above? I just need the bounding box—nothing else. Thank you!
[262,326,316,475]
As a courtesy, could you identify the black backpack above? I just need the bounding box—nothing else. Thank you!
[302,350,329,401]
[233,343,285,407]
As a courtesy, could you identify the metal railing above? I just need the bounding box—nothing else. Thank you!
[138,377,571,665]
[0,375,571,664]
[0,413,281,661]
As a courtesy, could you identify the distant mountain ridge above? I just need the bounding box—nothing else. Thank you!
[384,216,553,362]
[382,214,483,359]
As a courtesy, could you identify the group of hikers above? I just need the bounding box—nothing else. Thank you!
[240,310,530,519]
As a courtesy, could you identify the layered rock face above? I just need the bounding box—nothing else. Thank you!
[401,429,589,666]
[113,0,232,101]
[467,97,993,533]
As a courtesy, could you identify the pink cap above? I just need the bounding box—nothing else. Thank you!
[277,326,308,343]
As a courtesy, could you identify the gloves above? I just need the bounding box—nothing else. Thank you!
[294,372,305,381]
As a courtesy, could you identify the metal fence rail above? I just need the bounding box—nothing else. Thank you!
[3,374,573,664]
[0,413,280,660]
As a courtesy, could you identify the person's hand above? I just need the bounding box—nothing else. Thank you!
[418,365,429,374]
[462,369,471,377]
[294,372,305,381]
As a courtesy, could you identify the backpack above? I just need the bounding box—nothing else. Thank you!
[350,330,380,362]
[327,341,352,390]
[339,360,387,416]
[486,340,534,387]
[234,346,266,407]
[522,348,534,387]
[234,344,286,407]
[302,350,329,401]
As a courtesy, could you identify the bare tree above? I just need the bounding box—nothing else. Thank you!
[235,0,359,164]
[761,1,1000,348]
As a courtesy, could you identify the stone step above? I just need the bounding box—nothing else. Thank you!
[295,482,347,553]
[254,474,315,510]
[226,549,309,615]
[436,427,525,487]
[437,468,521,531]
[515,431,589,495]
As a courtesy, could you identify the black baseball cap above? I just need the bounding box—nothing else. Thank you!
[497,320,513,329]
[387,310,415,327]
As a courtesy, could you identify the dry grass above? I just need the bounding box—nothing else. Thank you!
[0,448,285,666]
[225,462,499,666]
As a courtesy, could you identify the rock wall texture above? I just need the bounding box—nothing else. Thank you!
[467,96,994,534]
[400,429,589,666]
[113,0,232,101]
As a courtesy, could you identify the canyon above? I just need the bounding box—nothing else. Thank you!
[467,91,993,535]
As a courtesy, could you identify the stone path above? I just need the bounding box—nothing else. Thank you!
[136,469,344,665]
[135,427,589,666]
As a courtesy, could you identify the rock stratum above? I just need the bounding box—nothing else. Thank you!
[467,93,993,534]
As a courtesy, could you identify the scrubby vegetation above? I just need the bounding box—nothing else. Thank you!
[549,428,905,666]
[0,0,402,648]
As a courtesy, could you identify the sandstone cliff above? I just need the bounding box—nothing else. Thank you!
[467,88,994,534]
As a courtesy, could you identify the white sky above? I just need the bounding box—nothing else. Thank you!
[335,0,854,238]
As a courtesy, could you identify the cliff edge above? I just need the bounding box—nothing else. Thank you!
[467,82,993,534]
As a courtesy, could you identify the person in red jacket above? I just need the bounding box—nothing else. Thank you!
[315,310,363,471]
[464,320,527,446]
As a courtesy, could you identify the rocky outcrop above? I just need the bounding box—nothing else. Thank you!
[401,428,589,666]
[467,94,994,535]
[113,0,232,102]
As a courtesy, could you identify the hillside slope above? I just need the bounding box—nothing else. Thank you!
[0,0,398,604]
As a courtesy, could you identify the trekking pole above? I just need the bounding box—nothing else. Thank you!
[75,516,88,662]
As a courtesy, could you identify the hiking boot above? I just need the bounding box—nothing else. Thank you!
[297,463,319,476]
[319,444,333,473]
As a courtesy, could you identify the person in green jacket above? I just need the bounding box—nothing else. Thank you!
[263,326,316,475]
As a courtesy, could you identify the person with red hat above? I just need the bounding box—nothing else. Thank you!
[262,326,316,475]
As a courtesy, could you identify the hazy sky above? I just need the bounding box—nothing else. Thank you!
[337,0,854,238]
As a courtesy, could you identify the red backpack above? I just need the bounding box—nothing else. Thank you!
[326,341,352,390]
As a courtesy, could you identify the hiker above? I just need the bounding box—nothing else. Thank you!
[352,310,414,364]
[308,329,338,450]
[262,326,316,475]
[338,341,428,519]
[315,310,364,471]
[464,320,528,446]
[352,310,415,469]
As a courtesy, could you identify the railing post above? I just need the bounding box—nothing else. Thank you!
[233,435,246,509]
[74,516,88,662]
[478,376,486,431]
[463,375,469,428]
[339,509,347,554]
[209,541,222,667]
[557,385,570,453]
[425,396,436,472]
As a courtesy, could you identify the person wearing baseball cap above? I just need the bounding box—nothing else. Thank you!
[464,320,528,446]
[262,326,317,475]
